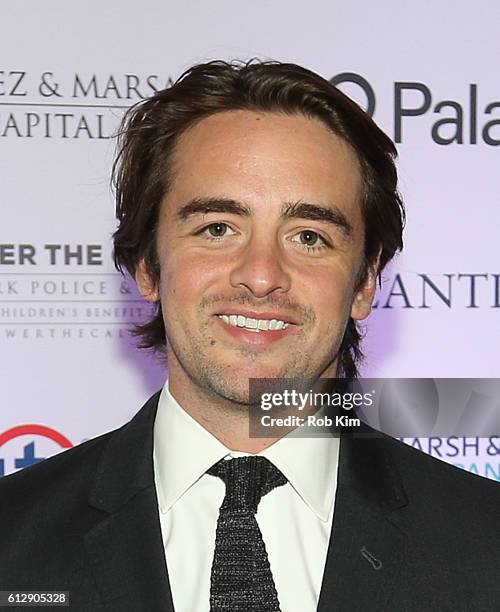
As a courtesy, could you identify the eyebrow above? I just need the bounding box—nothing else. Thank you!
[176,196,353,237]
[281,200,353,237]
[177,197,251,221]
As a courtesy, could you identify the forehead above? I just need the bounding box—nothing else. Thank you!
[166,110,363,221]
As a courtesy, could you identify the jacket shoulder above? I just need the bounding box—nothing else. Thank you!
[0,390,161,513]
[0,392,160,590]
[379,431,500,531]
[0,428,117,518]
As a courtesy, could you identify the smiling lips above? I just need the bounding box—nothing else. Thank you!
[218,314,290,331]
[214,311,298,345]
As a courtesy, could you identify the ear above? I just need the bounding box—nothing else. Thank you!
[350,252,381,321]
[135,259,160,302]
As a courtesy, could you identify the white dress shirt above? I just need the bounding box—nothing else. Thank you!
[153,380,340,612]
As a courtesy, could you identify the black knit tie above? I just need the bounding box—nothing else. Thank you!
[207,456,287,612]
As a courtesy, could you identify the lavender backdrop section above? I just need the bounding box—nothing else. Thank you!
[1,1,499,480]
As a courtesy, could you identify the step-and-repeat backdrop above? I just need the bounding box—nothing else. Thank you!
[1,1,499,480]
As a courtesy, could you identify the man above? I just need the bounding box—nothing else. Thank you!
[1,60,499,611]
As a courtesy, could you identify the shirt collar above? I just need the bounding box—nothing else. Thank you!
[154,379,339,523]
[261,425,339,522]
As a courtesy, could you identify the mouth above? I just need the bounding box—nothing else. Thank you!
[218,313,291,331]
[213,311,299,346]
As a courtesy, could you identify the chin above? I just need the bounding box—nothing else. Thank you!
[205,368,269,405]
[209,380,251,406]
[230,365,286,384]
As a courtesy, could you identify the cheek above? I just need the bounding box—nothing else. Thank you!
[160,251,223,307]
[303,267,356,317]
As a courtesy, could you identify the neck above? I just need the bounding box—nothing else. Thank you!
[168,375,278,454]
[167,361,339,454]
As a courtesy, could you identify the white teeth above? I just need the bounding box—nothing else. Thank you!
[218,314,289,332]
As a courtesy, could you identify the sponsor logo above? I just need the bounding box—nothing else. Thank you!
[400,437,500,481]
[0,70,172,139]
[331,72,500,146]
[372,272,500,309]
[0,424,73,477]
[0,242,151,336]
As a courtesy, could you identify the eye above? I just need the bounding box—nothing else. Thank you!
[291,230,330,251]
[197,222,236,240]
[298,230,320,247]
[208,222,228,237]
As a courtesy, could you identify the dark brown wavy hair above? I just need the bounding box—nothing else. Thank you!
[112,59,405,378]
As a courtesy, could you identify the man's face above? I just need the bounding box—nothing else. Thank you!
[137,110,378,404]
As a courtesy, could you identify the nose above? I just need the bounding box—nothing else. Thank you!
[229,235,291,298]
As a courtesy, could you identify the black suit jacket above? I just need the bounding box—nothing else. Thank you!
[1,391,499,611]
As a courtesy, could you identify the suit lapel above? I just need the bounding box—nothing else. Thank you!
[84,392,175,612]
[317,425,409,612]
